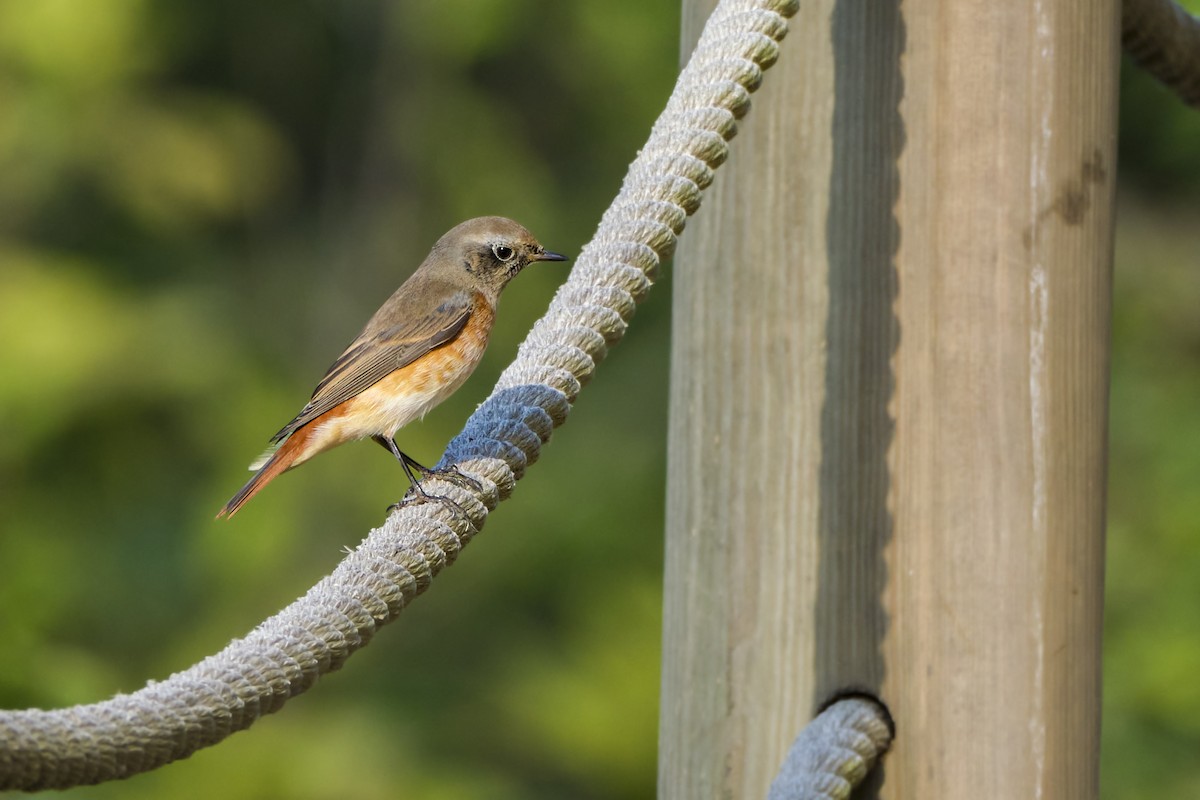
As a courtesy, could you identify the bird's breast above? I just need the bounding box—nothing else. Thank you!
[309,300,497,449]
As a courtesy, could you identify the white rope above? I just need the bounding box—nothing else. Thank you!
[766,697,894,800]
[0,0,800,790]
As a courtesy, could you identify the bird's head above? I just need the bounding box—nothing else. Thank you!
[431,216,568,297]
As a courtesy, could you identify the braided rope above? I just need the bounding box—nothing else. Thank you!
[766,697,894,800]
[1123,0,1200,108]
[0,0,800,790]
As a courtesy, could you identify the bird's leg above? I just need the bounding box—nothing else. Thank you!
[373,435,482,492]
[373,435,432,499]
[374,436,480,520]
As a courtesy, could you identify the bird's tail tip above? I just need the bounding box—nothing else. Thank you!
[216,482,256,520]
[216,443,296,520]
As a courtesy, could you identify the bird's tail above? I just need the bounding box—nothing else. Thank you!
[216,428,310,519]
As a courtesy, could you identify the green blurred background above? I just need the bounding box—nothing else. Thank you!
[0,1,1196,797]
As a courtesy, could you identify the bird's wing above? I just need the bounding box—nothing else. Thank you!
[269,290,474,443]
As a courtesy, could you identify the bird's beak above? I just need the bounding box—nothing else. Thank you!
[536,250,569,262]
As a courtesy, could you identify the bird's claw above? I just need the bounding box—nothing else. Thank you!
[386,478,473,521]
[427,464,483,493]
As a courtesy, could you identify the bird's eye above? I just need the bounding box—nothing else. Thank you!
[492,244,515,262]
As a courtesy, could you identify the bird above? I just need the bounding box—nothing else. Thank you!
[217,216,567,518]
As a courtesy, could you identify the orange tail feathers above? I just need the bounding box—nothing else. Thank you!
[216,429,310,519]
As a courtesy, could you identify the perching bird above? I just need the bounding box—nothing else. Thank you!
[218,216,567,518]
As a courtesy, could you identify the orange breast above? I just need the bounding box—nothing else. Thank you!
[289,295,496,466]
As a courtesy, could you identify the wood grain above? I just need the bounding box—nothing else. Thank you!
[661,1,1118,797]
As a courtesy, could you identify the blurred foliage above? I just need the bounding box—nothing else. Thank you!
[1104,6,1200,797]
[0,1,675,798]
[0,0,1196,798]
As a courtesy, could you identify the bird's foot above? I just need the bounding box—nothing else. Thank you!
[386,479,471,520]
[422,463,483,493]
[384,462,482,519]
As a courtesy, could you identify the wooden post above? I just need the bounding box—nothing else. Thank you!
[660,1,1118,797]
